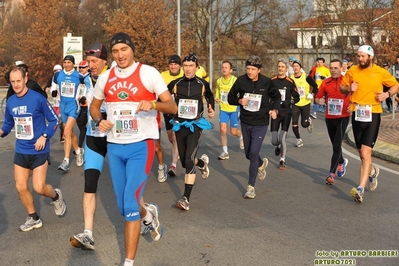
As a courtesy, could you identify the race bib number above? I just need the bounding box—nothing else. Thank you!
[112,108,140,139]
[243,93,262,112]
[15,116,33,140]
[60,82,75,98]
[355,104,372,122]
[327,98,343,116]
[220,91,229,104]
[298,87,305,98]
[315,72,321,81]
[279,88,286,102]
[178,99,198,119]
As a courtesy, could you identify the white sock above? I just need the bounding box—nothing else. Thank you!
[170,163,176,168]
[280,157,285,162]
[143,208,153,224]
[75,149,81,155]
[84,229,93,237]
[124,258,134,266]
[158,164,164,170]
[222,146,228,153]
[370,167,375,175]
[64,157,69,163]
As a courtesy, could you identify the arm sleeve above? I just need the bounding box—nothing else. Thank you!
[268,83,281,110]
[227,79,240,106]
[42,99,59,138]
[204,81,215,110]
[306,76,318,93]
[291,82,300,104]
[1,102,14,137]
[315,80,327,99]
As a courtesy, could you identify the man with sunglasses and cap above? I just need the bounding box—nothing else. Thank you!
[52,55,91,172]
[90,32,177,266]
[69,43,109,251]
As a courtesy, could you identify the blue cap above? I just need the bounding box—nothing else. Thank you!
[289,56,295,61]
[342,59,348,63]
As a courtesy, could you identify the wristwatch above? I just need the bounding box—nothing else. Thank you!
[95,118,103,127]
[42,133,48,139]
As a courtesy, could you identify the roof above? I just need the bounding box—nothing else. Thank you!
[291,8,391,30]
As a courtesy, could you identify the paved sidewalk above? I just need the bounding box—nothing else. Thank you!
[346,114,399,164]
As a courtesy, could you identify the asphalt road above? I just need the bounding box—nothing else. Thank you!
[0,108,399,266]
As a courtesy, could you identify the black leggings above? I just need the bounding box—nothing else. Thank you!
[76,106,88,148]
[325,117,349,173]
[292,103,311,127]
[175,125,203,174]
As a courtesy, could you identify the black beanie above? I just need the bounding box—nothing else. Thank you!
[169,54,181,65]
[85,43,108,60]
[63,55,75,64]
[110,32,135,52]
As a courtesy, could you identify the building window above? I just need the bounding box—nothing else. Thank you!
[318,36,323,47]
[311,36,316,47]
[350,36,360,45]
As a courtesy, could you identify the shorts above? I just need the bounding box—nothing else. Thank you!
[352,112,381,149]
[14,152,50,170]
[60,101,79,123]
[219,110,239,128]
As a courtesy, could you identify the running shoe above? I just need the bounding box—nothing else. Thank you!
[218,151,229,160]
[337,158,348,178]
[257,158,268,180]
[157,164,167,183]
[175,196,190,210]
[369,166,380,191]
[274,145,281,156]
[350,186,364,203]
[294,139,303,148]
[70,232,95,250]
[168,165,176,177]
[144,203,164,241]
[199,154,209,179]
[244,185,256,199]
[326,173,336,185]
[307,118,314,133]
[278,160,286,170]
[140,220,150,235]
[58,159,69,172]
[75,148,84,167]
[239,137,244,150]
[20,217,43,232]
[310,112,317,119]
[52,188,66,216]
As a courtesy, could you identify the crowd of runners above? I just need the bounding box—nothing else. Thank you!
[1,37,399,265]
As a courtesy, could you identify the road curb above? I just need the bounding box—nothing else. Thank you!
[346,127,399,164]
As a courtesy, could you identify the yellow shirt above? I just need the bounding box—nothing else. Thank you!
[291,72,311,106]
[314,66,331,87]
[342,65,398,113]
[196,66,210,82]
[161,69,184,85]
[215,75,238,112]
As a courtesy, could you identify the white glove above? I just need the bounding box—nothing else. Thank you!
[306,93,314,100]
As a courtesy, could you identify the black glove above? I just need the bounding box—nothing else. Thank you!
[51,90,57,97]
[79,96,86,105]
[321,76,326,80]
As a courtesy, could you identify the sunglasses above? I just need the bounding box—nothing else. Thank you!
[79,66,88,69]
[85,49,101,56]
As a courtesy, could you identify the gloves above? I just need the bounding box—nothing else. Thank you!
[79,96,86,105]
[51,90,57,97]
[306,93,314,100]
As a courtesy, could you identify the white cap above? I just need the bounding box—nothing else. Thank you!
[53,64,62,71]
[15,60,24,66]
[358,45,374,57]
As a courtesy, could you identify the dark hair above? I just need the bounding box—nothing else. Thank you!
[330,59,342,66]
[317,57,325,63]
[222,60,233,69]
